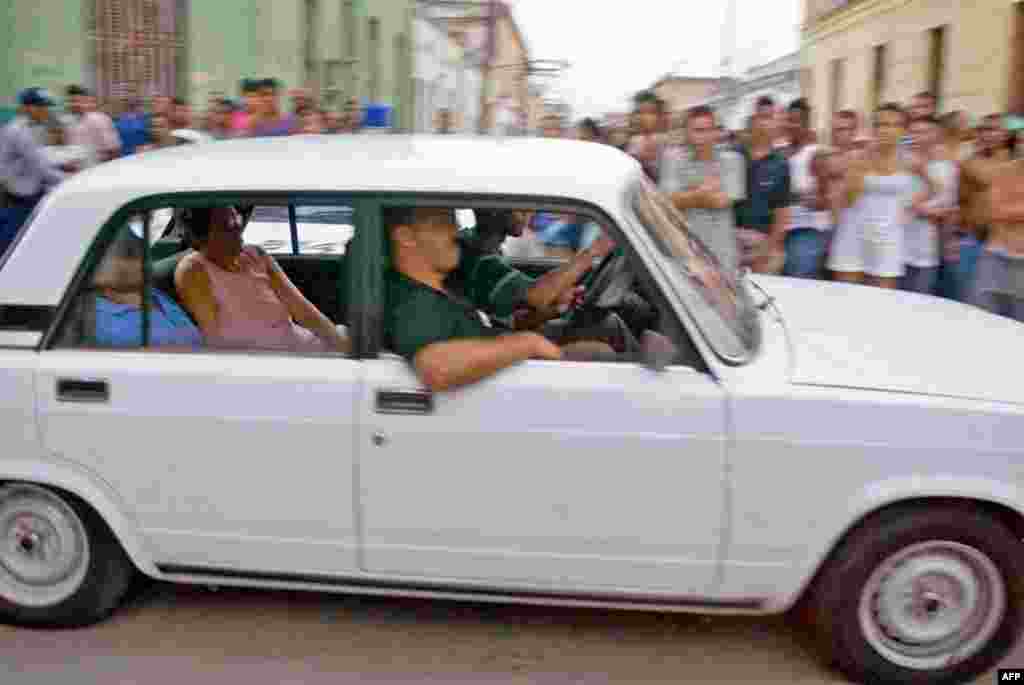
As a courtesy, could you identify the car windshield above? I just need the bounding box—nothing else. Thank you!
[629,177,759,362]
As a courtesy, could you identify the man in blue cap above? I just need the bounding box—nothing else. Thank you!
[0,88,67,252]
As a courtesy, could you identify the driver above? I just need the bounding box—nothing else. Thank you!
[384,207,619,391]
[447,208,615,329]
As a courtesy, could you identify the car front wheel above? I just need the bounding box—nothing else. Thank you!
[0,483,133,627]
[805,504,1024,685]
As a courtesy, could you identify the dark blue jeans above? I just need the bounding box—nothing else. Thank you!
[938,235,982,303]
[783,228,827,279]
[902,265,940,295]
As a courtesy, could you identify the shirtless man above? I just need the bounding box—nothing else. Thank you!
[960,115,1013,245]
[969,156,1024,320]
[957,115,1014,301]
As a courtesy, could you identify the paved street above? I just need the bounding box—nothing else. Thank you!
[0,582,1017,684]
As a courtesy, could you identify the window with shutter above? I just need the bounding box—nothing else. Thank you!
[91,0,181,108]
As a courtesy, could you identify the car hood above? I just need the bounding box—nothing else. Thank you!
[752,275,1024,405]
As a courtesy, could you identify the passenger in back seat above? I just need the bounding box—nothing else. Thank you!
[92,217,203,349]
[174,206,350,354]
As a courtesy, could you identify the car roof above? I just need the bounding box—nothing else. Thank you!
[62,135,641,204]
[0,136,643,306]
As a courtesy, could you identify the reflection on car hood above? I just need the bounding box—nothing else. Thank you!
[753,275,1024,405]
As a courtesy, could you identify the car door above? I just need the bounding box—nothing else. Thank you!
[356,196,728,596]
[34,195,365,579]
[359,357,727,596]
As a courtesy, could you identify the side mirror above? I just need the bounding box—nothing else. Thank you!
[640,330,679,373]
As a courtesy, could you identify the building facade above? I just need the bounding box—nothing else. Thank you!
[693,52,803,130]
[413,6,483,133]
[1,0,417,129]
[803,0,1024,132]
[650,76,724,116]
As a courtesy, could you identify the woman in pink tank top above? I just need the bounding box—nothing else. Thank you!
[174,206,350,354]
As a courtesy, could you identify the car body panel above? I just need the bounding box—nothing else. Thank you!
[720,380,1024,605]
[759,275,1024,405]
[358,355,728,596]
[35,350,364,576]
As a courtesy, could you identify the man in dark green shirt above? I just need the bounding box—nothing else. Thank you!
[383,206,615,391]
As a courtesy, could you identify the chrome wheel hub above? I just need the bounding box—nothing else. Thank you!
[0,486,89,607]
[859,540,1006,671]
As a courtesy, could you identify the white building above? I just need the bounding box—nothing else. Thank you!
[413,8,483,133]
[698,52,803,130]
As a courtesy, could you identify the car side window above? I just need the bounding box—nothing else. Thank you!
[246,205,355,256]
[55,213,200,351]
[381,202,702,371]
[500,211,600,261]
[55,200,355,358]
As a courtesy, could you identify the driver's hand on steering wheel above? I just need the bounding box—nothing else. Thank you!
[586,234,617,261]
[512,285,585,331]
[556,285,586,314]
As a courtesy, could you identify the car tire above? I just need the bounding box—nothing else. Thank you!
[804,504,1024,685]
[0,483,134,627]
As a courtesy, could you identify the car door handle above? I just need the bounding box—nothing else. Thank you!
[375,389,434,415]
[56,378,110,403]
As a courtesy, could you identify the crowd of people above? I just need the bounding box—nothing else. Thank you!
[3,77,1024,322]
[544,90,1024,322]
[0,79,373,251]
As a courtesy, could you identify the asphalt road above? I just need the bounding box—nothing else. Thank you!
[0,582,1016,684]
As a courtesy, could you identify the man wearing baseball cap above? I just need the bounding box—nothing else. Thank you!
[0,88,67,253]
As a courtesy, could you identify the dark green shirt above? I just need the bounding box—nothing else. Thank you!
[384,270,500,361]
[734,149,791,232]
[449,232,535,319]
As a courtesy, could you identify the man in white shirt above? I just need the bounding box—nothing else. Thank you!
[904,115,957,294]
[63,85,121,166]
[782,99,832,278]
[0,88,67,251]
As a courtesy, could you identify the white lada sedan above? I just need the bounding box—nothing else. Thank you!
[0,136,1021,685]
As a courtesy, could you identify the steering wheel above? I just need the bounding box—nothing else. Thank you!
[565,250,632,324]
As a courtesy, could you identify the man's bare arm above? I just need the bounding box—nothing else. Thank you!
[703,190,732,210]
[990,166,1024,224]
[523,236,613,311]
[414,332,561,392]
[670,189,712,211]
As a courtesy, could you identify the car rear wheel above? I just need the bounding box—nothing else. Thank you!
[0,484,133,627]
[804,505,1024,685]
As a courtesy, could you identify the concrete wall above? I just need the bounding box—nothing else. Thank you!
[803,0,1020,132]
[187,0,267,107]
[0,1,415,128]
[486,11,530,131]
[184,0,416,128]
[1,0,88,119]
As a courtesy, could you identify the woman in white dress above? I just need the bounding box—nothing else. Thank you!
[828,103,938,289]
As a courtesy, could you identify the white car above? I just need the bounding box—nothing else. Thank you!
[0,136,1022,685]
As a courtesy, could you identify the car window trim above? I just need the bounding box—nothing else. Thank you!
[623,181,762,368]
[40,191,372,358]
[361,191,714,375]
[287,204,300,255]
